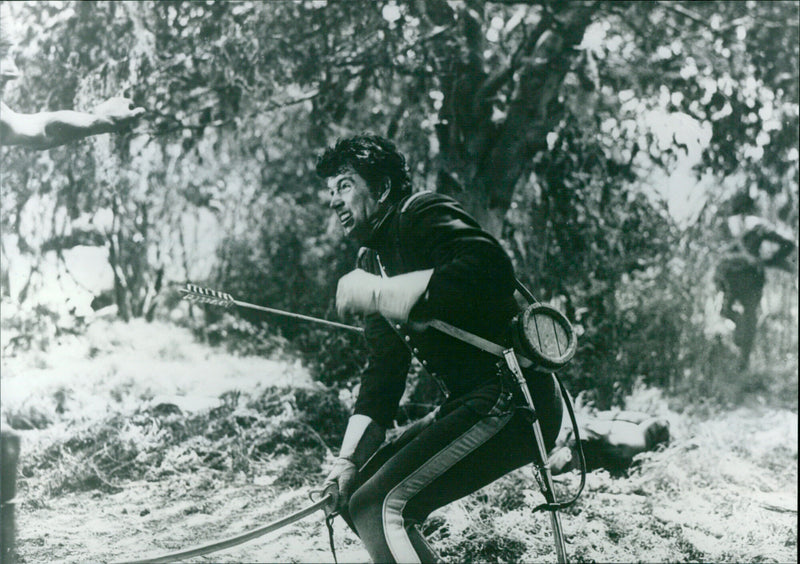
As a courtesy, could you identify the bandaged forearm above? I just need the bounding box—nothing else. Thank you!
[336,268,434,322]
[338,414,386,469]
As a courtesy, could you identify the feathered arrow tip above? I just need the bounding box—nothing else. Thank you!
[179,284,236,307]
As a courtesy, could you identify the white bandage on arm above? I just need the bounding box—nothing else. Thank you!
[374,269,434,322]
[336,268,434,322]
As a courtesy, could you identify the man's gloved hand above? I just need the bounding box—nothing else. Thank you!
[335,269,381,318]
[323,457,358,514]
[336,268,434,322]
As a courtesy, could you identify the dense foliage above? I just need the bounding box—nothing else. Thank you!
[1,0,797,408]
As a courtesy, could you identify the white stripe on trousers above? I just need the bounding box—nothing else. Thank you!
[381,404,513,563]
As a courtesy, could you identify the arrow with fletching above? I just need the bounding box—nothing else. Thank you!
[179,283,364,333]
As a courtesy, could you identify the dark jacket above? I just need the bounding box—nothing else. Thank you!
[353,191,560,432]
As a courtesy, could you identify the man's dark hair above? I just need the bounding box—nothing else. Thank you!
[316,134,412,202]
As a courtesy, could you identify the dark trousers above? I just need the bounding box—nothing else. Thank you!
[341,372,562,563]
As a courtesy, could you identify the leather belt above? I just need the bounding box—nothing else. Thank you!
[426,319,533,367]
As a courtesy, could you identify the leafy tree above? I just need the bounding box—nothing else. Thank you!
[1,1,796,401]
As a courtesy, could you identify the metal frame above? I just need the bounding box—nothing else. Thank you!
[122,492,334,564]
[503,349,568,564]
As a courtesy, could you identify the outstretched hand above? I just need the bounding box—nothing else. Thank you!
[93,96,145,128]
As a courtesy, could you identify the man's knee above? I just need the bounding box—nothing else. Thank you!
[348,483,407,563]
[348,483,384,532]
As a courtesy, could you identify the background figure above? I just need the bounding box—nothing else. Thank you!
[714,191,796,369]
[1,4,143,562]
[0,2,144,150]
[714,253,765,369]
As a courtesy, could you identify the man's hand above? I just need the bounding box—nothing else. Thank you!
[336,269,382,318]
[336,268,434,322]
[322,457,358,514]
[93,97,145,128]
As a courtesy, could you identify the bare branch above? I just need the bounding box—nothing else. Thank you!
[656,1,772,34]
[660,2,707,26]
[472,8,552,113]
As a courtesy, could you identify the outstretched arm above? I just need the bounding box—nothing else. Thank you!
[759,230,796,270]
[0,97,144,150]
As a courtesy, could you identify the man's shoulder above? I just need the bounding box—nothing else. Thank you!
[396,191,485,243]
[399,191,463,218]
[399,190,436,214]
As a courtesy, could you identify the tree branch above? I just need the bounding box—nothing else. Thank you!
[659,2,707,26]
[473,6,547,109]
[657,1,764,34]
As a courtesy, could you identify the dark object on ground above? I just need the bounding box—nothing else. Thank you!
[1,431,20,564]
[550,411,670,475]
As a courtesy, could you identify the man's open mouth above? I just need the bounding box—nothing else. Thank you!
[338,211,353,226]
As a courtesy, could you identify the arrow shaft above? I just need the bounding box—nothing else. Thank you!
[231,298,363,333]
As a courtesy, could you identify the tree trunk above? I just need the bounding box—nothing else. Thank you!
[434,2,598,237]
[77,3,159,322]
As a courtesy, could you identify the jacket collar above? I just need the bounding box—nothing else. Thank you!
[361,199,399,248]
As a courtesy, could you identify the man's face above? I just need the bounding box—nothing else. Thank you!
[327,167,378,240]
[0,5,21,87]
